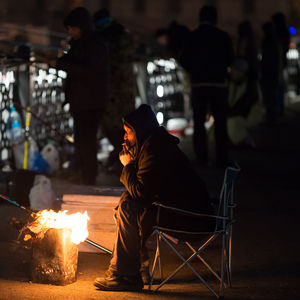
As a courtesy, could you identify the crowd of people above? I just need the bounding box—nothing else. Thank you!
[156,6,290,166]
[7,4,291,181]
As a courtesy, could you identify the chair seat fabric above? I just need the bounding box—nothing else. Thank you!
[156,206,216,235]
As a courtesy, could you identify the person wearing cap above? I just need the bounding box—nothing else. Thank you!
[94,104,214,291]
[51,7,109,185]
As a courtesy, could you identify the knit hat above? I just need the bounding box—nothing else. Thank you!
[123,104,159,146]
[63,7,93,32]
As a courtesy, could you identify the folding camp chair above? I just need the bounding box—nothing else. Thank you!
[149,163,241,299]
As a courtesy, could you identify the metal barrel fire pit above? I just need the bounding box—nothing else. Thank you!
[23,209,89,285]
[31,228,78,285]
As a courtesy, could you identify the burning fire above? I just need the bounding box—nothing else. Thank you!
[27,210,89,244]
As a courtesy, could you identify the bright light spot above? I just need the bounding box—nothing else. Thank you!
[0,71,15,89]
[64,103,70,112]
[1,148,8,160]
[46,74,55,83]
[156,85,164,97]
[49,68,57,74]
[147,62,156,74]
[156,59,176,70]
[287,49,299,60]
[289,27,297,35]
[156,112,164,124]
[205,115,214,130]
[58,70,67,79]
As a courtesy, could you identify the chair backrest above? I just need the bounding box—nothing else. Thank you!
[216,163,241,230]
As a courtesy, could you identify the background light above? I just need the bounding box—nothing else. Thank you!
[156,112,164,125]
[289,27,297,35]
[156,85,164,97]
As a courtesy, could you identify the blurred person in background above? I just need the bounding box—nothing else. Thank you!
[237,20,259,80]
[155,20,190,60]
[49,7,109,185]
[272,12,290,117]
[94,8,135,174]
[180,5,234,168]
[260,22,280,124]
[226,58,263,149]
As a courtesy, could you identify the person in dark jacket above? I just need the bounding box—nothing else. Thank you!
[260,22,281,124]
[93,8,135,172]
[94,104,214,291]
[237,20,259,80]
[272,12,290,117]
[52,7,109,185]
[180,5,234,168]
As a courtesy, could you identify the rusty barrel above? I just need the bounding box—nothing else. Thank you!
[31,228,78,285]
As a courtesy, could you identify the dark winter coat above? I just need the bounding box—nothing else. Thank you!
[120,105,213,223]
[260,31,281,88]
[56,32,109,113]
[180,23,234,84]
[95,20,135,132]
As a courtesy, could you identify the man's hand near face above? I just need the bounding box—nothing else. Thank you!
[119,151,133,166]
[120,124,135,166]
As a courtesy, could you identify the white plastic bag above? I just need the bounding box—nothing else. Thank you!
[41,144,60,173]
[29,175,56,211]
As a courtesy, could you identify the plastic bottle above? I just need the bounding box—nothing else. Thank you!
[6,106,24,145]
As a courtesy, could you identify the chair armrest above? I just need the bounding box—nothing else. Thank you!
[153,202,228,221]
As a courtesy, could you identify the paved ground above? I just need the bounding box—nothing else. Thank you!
[0,101,300,299]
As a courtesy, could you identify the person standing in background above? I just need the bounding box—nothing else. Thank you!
[94,8,136,174]
[272,12,290,118]
[180,5,234,168]
[260,22,281,124]
[50,7,109,185]
[237,20,259,80]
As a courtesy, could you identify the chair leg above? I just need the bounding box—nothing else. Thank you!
[149,231,161,290]
[157,235,163,281]
[220,232,227,297]
[154,232,219,298]
[227,227,233,286]
[185,241,224,285]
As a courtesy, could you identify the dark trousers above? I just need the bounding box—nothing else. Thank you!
[107,192,215,277]
[108,192,156,277]
[73,110,102,185]
[262,86,279,122]
[191,87,228,166]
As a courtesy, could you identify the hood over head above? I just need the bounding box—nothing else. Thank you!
[63,7,93,33]
[93,8,112,28]
[123,104,159,147]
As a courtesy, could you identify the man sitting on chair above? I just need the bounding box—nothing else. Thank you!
[94,104,214,291]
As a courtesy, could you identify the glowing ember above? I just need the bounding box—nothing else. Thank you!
[28,210,89,244]
[24,234,32,241]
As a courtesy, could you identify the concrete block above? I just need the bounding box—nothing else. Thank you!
[62,194,120,253]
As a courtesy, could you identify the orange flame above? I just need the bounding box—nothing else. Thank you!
[32,209,89,244]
